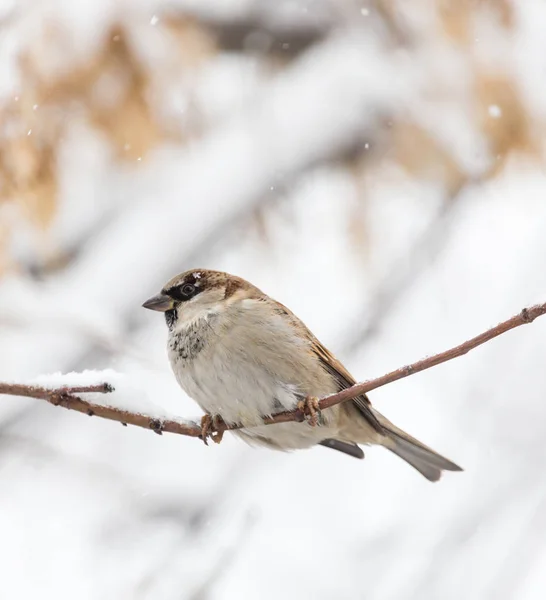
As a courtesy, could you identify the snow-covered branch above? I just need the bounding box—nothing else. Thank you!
[0,381,203,437]
[1,302,545,441]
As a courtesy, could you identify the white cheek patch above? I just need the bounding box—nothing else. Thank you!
[174,298,225,333]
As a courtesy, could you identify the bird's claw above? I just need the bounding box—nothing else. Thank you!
[200,414,225,445]
[297,396,321,427]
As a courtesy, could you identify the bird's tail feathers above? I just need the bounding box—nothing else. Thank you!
[374,410,462,482]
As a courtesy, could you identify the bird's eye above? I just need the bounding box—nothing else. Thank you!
[181,283,196,297]
[165,281,200,302]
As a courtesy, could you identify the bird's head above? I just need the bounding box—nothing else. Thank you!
[142,269,259,330]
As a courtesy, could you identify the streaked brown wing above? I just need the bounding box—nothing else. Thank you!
[269,298,384,434]
[311,339,384,434]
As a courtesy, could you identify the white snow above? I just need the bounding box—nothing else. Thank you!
[488,104,502,118]
[29,369,195,425]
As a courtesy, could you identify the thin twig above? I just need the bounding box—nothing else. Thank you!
[0,303,545,439]
[0,383,113,400]
[0,382,202,438]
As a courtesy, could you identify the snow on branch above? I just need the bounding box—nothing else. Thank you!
[1,303,545,441]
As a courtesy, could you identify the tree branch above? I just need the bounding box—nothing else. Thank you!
[1,302,545,439]
[0,382,203,438]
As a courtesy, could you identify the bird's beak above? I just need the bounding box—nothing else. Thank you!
[142,293,175,312]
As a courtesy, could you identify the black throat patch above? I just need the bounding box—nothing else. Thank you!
[165,309,177,330]
[168,317,211,361]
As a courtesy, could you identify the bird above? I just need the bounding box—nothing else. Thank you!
[143,269,462,481]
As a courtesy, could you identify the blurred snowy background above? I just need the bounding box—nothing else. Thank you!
[1,0,546,598]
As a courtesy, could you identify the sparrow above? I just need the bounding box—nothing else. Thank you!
[143,269,462,481]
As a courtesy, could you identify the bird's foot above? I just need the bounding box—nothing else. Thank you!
[200,414,226,445]
[297,396,321,427]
